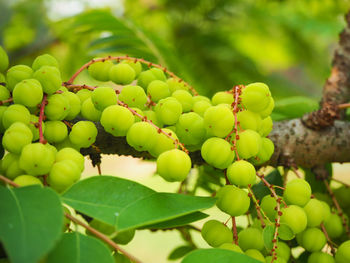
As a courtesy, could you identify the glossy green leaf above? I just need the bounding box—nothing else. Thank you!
[273,96,318,119]
[46,232,114,263]
[168,246,195,260]
[263,225,274,250]
[62,176,216,231]
[181,249,262,263]
[278,223,295,241]
[0,185,63,263]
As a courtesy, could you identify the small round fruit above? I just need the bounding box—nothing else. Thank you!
[308,252,335,263]
[192,100,212,117]
[147,80,171,102]
[19,143,55,176]
[245,249,265,262]
[280,205,307,234]
[175,112,206,146]
[236,129,262,159]
[238,227,264,251]
[13,79,43,107]
[201,137,235,169]
[91,87,118,111]
[62,91,81,120]
[1,153,25,179]
[172,90,193,112]
[258,116,273,137]
[241,82,271,112]
[69,121,98,148]
[48,160,81,192]
[275,242,290,262]
[81,98,102,122]
[219,243,243,253]
[203,105,234,138]
[261,195,278,220]
[109,63,135,85]
[250,137,274,165]
[118,85,147,109]
[156,149,191,182]
[299,227,326,252]
[227,160,256,187]
[100,105,134,136]
[6,65,33,91]
[2,122,33,154]
[55,147,85,172]
[304,199,326,227]
[237,110,262,131]
[216,185,250,216]
[154,97,182,125]
[167,78,188,93]
[335,240,350,263]
[121,60,142,76]
[265,256,286,263]
[283,178,311,206]
[45,94,70,121]
[201,220,233,247]
[44,121,68,143]
[32,54,59,71]
[2,104,31,129]
[33,66,62,94]
[211,91,234,106]
[149,128,178,157]
[324,213,344,238]
[88,59,114,81]
[13,175,43,187]
[126,122,158,152]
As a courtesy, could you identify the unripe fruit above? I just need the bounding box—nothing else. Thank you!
[251,137,274,165]
[109,63,135,85]
[13,175,43,187]
[119,85,147,109]
[238,227,264,251]
[33,66,62,94]
[201,137,235,169]
[192,100,212,117]
[167,78,188,93]
[149,128,178,157]
[137,68,166,89]
[0,85,10,103]
[304,199,326,227]
[6,65,33,91]
[227,160,256,187]
[156,149,191,182]
[308,252,335,263]
[335,240,350,263]
[283,179,311,206]
[2,104,30,129]
[121,60,142,77]
[275,242,290,262]
[260,97,274,118]
[172,90,193,112]
[49,160,81,192]
[62,91,81,120]
[55,147,85,172]
[126,122,158,152]
[175,112,206,146]
[324,213,344,238]
[91,87,118,111]
[241,82,271,112]
[81,98,102,122]
[258,116,273,137]
[201,220,233,247]
[204,105,234,138]
[32,54,59,71]
[219,243,243,253]
[1,153,25,179]
[2,122,33,154]
[280,205,307,234]
[100,105,134,136]
[147,80,171,102]
[76,89,92,103]
[154,97,182,125]
[19,143,55,176]
[13,79,43,107]
[236,129,261,159]
[216,185,250,216]
[44,121,68,143]
[0,46,9,72]
[299,227,326,252]
[261,195,278,220]
[88,59,114,81]
[245,249,264,262]
[45,94,71,121]
[237,110,262,131]
[69,121,98,148]
[143,110,162,127]
[211,91,234,106]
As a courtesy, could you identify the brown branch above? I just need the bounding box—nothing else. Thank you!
[320,222,336,255]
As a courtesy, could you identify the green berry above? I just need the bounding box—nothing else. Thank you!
[45,94,71,121]
[238,227,264,251]
[227,160,256,187]
[44,121,68,143]
[100,105,134,136]
[211,91,234,106]
[236,129,262,159]
[88,59,114,81]
[335,240,350,263]
[13,175,43,187]
[32,54,59,71]
[6,65,33,91]
[2,104,30,129]
[109,63,135,85]
[118,85,147,109]
[283,178,311,206]
[33,66,62,94]
[2,122,33,154]
[216,185,250,216]
[201,220,233,247]
[69,121,97,148]
[280,205,307,234]
[91,87,118,111]
[241,83,271,112]
[201,137,235,169]
[13,79,43,107]
[49,160,81,192]
[1,153,25,179]
[204,105,234,138]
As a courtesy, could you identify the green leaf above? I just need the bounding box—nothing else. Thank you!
[141,211,208,229]
[46,232,114,263]
[168,246,195,260]
[273,96,318,119]
[62,176,216,231]
[278,223,295,240]
[181,249,262,263]
[0,185,63,263]
[262,225,274,250]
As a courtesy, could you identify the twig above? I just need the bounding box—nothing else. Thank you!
[0,175,19,187]
[65,56,198,96]
[247,185,271,225]
[65,213,143,263]
[320,222,336,255]
[338,103,350,109]
[0,98,13,105]
[232,217,238,245]
[38,94,48,144]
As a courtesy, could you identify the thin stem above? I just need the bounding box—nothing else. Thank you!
[66,56,198,96]
[338,102,350,109]
[0,98,13,105]
[247,185,271,225]
[324,180,350,238]
[65,213,143,263]
[232,217,238,245]
[256,173,281,263]
[331,177,350,188]
[38,94,48,144]
[291,166,302,178]
[227,85,242,160]
[97,163,102,175]
[0,175,19,187]
[320,222,336,255]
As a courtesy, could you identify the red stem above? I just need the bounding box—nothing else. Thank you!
[232,217,238,245]
[0,98,13,105]
[66,56,198,96]
[38,94,48,144]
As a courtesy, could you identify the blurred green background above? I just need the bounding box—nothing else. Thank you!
[1,0,350,262]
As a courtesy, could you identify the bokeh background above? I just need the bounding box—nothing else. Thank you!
[1,0,350,262]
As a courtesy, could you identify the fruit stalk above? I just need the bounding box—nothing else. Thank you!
[0,98,13,105]
[38,94,47,144]
[320,222,336,254]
